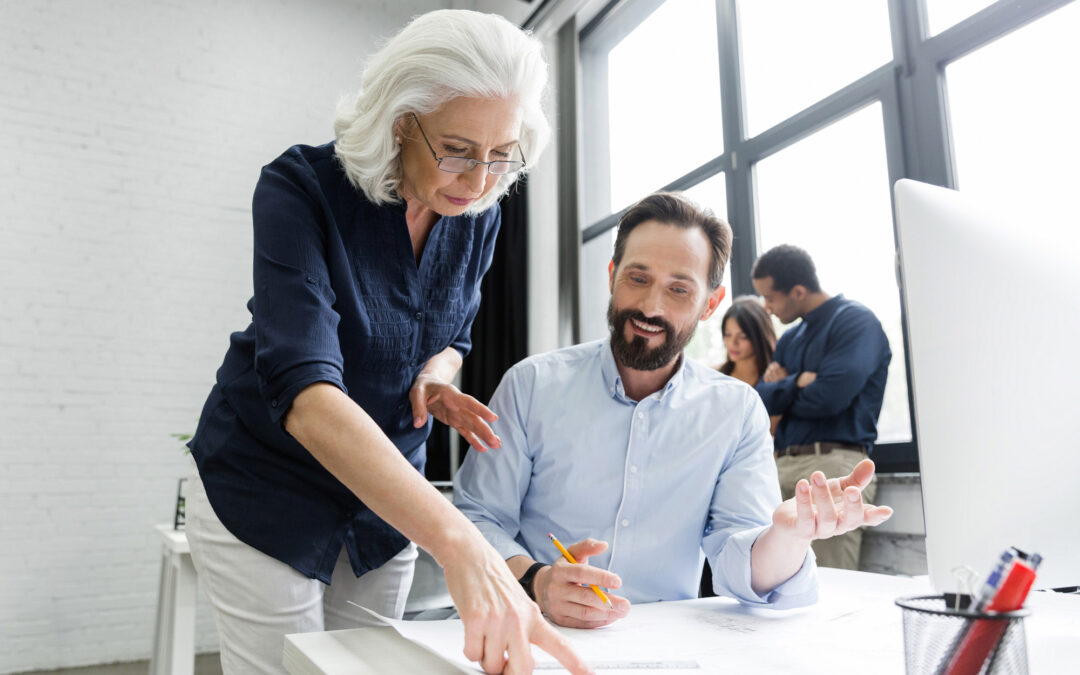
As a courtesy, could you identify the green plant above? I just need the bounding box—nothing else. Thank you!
[172,431,193,454]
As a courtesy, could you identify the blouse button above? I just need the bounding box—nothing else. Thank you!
[409,358,417,367]
[414,311,423,321]
[271,399,278,408]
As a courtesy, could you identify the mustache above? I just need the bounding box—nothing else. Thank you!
[614,309,674,336]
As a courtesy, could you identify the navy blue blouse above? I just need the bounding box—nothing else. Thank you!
[189,142,501,583]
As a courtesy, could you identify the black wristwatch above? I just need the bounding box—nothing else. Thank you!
[518,561,548,601]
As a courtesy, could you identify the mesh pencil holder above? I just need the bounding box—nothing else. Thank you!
[895,595,1029,675]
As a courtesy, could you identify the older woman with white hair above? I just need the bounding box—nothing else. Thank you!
[184,10,588,675]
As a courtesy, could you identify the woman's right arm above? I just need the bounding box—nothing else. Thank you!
[285,382,591,675]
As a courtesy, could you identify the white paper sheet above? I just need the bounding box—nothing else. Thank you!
[357,570,926,674]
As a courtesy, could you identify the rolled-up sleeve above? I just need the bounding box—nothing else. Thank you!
[703,394,819,609]
[250,153,347,425]
[453,364,534,561]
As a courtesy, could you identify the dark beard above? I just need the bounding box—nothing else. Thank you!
[607,302,696,371]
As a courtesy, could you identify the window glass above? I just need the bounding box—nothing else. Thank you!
[682,173,732,367]
[925,0,995,37]
[946,1,1079,224]
[755,103,912,443]
[606,0,723,214]
[738,0,892,138]
[580,230,619,343]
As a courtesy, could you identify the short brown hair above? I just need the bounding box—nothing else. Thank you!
[612,192,733,290]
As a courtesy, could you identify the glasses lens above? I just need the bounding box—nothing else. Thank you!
[488,161,525,175]
[438,157,475,173]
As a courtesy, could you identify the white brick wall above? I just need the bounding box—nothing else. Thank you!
[0,0,459,671]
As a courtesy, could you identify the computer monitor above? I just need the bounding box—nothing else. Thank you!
[894,178,1080,593]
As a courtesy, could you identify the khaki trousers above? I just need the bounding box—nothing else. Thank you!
[775,448,877,570]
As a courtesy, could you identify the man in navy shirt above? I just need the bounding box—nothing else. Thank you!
[752,244,891,570]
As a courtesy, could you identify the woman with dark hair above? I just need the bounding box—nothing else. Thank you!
[719,296,781,439]
[719,296,777,386]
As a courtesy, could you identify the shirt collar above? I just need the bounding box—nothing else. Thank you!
[802,293,845,328]
[600,337,687,403]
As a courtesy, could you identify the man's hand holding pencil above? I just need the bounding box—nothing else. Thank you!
[532,537,632,629]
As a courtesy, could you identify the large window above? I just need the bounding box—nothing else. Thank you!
[606,0,723,215]
[682,173,730,366]
[945,1,1079,221]
[755,104,911,443]
[582,0,724,226]
[572,0,1077,472]
[739,0,892,137]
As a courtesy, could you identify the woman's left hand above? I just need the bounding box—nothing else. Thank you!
[409,374,501,452]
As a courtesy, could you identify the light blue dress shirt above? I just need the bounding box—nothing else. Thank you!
[454,339,818,608]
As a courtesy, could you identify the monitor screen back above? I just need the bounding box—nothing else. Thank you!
[894,178,1080,592]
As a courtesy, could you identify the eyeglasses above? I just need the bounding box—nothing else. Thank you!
[410,113,526,175]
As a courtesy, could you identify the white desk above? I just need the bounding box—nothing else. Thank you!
[283,569,1078,674]
[150,523,198,675]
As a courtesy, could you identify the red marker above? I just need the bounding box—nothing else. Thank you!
[943,551,1040,675]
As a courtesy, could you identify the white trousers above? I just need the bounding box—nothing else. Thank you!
[185,457,417,675]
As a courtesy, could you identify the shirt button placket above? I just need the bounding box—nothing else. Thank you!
[409,308,422,370]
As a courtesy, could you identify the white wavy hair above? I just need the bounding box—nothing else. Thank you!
[333,10,551,214]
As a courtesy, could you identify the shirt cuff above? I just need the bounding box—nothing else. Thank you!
[472,520,531,562]
[712,525,819,610]
[262,362,347,425]
[771,374,801,413]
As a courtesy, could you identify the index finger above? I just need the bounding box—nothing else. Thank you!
[464,396,499,423]
[560,564,621,591]
[530,621,593,675]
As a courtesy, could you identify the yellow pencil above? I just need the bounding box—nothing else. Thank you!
[547,532,614,609]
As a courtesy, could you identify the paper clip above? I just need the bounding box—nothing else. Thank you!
[949,566,980,611]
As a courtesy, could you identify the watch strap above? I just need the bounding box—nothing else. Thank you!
[518,561,548,601]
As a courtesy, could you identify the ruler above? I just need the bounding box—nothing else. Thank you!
[534,661,700,670]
